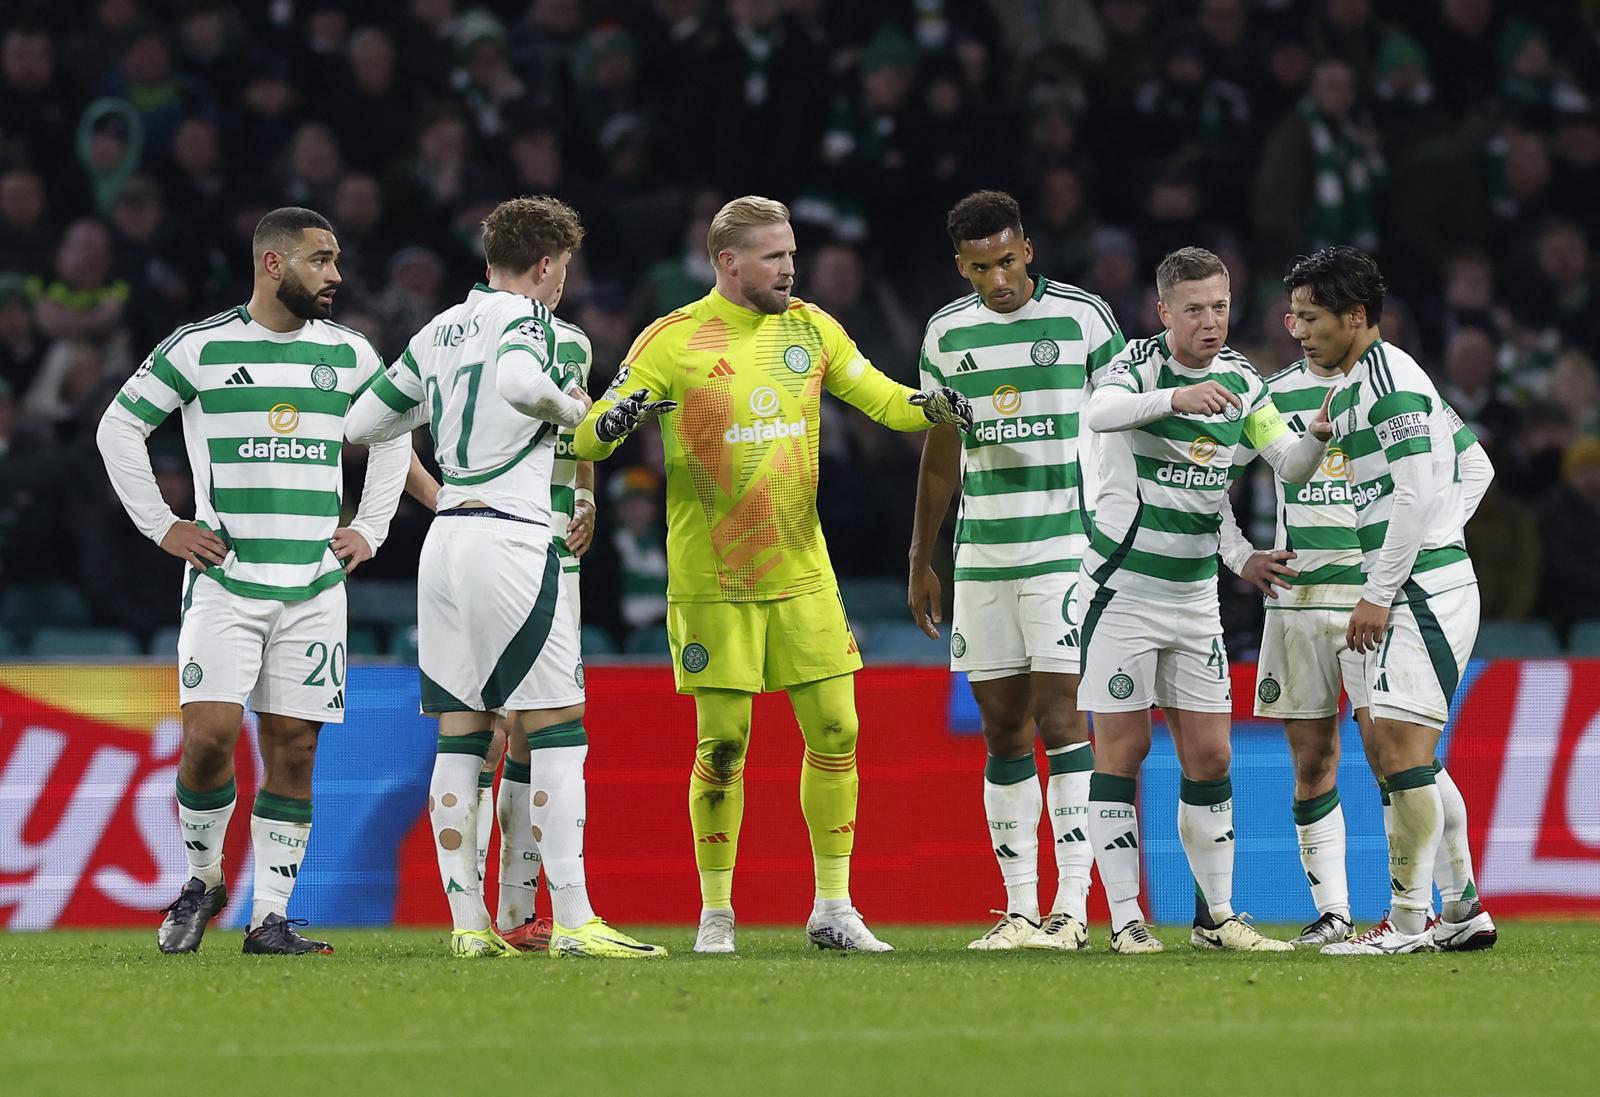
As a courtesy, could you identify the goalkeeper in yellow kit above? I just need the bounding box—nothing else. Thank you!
[575,196,971,952]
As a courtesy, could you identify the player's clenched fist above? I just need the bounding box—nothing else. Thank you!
[594,388,677,443]
[910,386,974,430]
[1170,380,1241,416]
[160,520,227,569]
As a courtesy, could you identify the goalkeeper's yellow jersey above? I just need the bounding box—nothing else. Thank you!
[574,288,930,603]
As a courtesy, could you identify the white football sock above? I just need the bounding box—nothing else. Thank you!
[1386,768,1444,936]
[474,780,494,887]
[496,759,539,927]
[1045,743,1093,922]
[430,741,490,932]
[1293,789,1349,919]
[248,791,312,928]
[1433,763,1480,920]
[1088,773,1145,929]
[529,725,594,928]
[1178,776,1235,924]
[176,779,235,890]
[983,753,1041,922]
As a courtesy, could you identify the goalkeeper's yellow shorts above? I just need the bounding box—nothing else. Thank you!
[666,586,863,695]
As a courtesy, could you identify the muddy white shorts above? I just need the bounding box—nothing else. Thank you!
[418,511,584,714]
[1075,579,1231,713]
[1365,584,1478,732]
[1254,606,1369,719]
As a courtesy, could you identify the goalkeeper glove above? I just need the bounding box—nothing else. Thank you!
[594,388,678,443]
[910,386,974,431]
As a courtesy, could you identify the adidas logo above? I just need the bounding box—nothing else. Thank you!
[224,367,255,386]
[829,821,855,834]
[698,832,731,844]
[446,878,465,893]
[954,352,978,373]
[1214,828,1235,843]
[1289,414,1305,431]
[995,843,1020,859]
[326,691,344,710]
[1307,871,1321,886]
[185,840,208,852]
[1057,827,1086,844]
[1106,831,1138,851]
[1391,875,1405,894]
[1056,630,1079,648]
[270,863,299,879]
[1374,673,1389,692]
[706,358,736,379]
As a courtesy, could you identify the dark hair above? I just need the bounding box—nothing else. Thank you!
[1283,246,1386,326]
[947,190,1023,246]
[482,195,584,274]
[251,206,333,258]
[1155,246,1228,299]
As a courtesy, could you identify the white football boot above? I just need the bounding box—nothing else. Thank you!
[1191,915,1294,952]
[1321,916,1436,956]
[806,907,894,952]
[967,911,1039,951]
[1025,912,1090,951]
[693,908,736,954]
[1109,920,1165,954]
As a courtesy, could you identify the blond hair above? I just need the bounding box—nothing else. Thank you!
[706,195,790,264]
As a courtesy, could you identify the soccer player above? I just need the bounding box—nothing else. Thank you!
[908,190,1124,950]
[1078,247,1330,954]
[482,310,597,953]
[346,196,663,959]
[1270,247,1496,956]
[1220,317,1497,950]
[573,195,972,954]
[97,206,413,954]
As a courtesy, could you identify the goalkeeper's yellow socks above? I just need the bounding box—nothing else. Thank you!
[690,746,744,909]
[431,732,492,932]
[801,747,857,901]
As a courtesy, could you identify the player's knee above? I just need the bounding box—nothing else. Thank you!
[1293,750,1337,790]
[805,709,858,754]
[1184,744,1231,782]
[179,723,235,780]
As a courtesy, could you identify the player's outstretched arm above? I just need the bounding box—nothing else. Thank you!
[575,388,677,458]
[1083,380,1178,432]
[907,386,974,430]
[907,425,962,639]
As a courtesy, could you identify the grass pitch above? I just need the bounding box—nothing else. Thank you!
[3,923,1595,1097]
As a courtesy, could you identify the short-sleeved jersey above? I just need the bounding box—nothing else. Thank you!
[550,317,593,574]
[574,288,929,603]
[1327,340,1477,602]
[1085,334,1289,603]
[369,283,576,524]
[918,276,1125,582]
[113,305,384,601]
[1240,360,1483,610]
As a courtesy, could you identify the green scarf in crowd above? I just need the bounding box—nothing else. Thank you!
[1299,99,1382,253]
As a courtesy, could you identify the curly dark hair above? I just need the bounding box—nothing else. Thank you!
[1283,246,1386,326]
[481,195,585,275]
[946,190,1023,246]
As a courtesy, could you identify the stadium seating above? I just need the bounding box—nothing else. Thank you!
[1567,620,1600,656]
[148,625,181,657]
[581,624,619,657]
[28,627,142,657]
[859,622,947,665]
[624,626,672,656]
[1473,620,1562,659]
[1,582,91,635]
[389,624,420,662]
[347,580,417,627]
[838,577,910,622]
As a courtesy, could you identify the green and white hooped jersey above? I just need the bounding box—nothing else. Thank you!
[550,317,593,574]
[918,276,1125,582]
[1245,360,1483,610]
[113,305,385,601]
[374,283,576,525]
[1327,340,1477,603]
[1085,334,1287,603]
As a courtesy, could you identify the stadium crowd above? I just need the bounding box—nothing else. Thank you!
[1,0,1598,655]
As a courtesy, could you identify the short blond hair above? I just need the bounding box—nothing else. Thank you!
[706,195,790,264]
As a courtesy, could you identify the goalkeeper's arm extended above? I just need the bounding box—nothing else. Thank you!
[593,389,677,444]
[909,386,973,430]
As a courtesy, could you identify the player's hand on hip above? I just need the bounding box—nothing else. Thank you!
[161,521,227,569]
[595,389,677,443]
[1170,381,1241,417]
[1242,549,1299,599]
[1346,598,1389,652]
[907,565,943,640]
[331,528,374,575]
[1308,388,1336,441]
[911,386,974,430]
[566,499,596,556]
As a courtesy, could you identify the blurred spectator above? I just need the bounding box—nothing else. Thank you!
[451,12,527,141]
[0,166,55,276]
[0,274,44,395]
[99,30,211,158]
[801,240,917,383]
[1371,31,1452,161]
[21,338,109,440]
[1426,0,1500,117]
[0,375,14,461]
[1499,399,1576,499]
[1546,350,1600,438]
[108,174,192,349]
[1440,325,1518,447]
[372,247,447,359]
[76,100,143,215]
[608,466,668,632]
[0,23,84,197]
[1086,227,1151,335]
[280,123,344,213]
[1131,33,1252,226]
[331,172,394,306]
[174,3,247,104]
[631,190,718,330]
[1254,58,1383,262]
[1508,219,1599,349]
[28,219,128,342]
[1466,440,1543,621]
[324,26,417,173]
[1536,438,1600,636]
[1027,166,1098,283]
[77,446,185,643]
